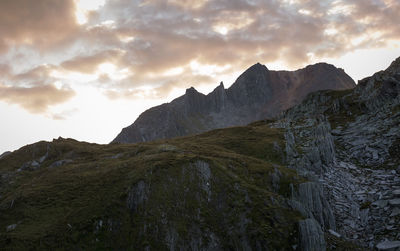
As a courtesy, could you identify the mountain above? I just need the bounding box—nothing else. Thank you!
[112,62,355,143]
[0,57,399,250]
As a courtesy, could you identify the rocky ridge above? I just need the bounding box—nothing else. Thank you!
[113,62,355,144]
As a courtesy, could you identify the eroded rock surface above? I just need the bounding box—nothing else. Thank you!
[278,56,400,249]
[298,218,326,251]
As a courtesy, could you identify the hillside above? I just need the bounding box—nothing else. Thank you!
[0,122,312,250]
[113,62,355,144]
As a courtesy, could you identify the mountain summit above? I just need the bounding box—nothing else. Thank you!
[113,62,355,143]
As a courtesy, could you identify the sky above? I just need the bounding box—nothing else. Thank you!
[0,0,400,153]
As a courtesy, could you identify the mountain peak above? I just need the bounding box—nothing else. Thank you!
[247,62,268,72]
[304,62,337,71]
[211,81,225,93]
[185,86,199,95]
[112,61,355,143]
[386,56,400,74]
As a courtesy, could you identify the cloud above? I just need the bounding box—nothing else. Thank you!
[0,64,11,77]
[61,49,125,74]
[11,65,55,84]
[1,0,400,107]
[0,83,75,113]
[77,0,396,98]
[105,72,214,99]
[0,0,79,52]
[50,108,79,120]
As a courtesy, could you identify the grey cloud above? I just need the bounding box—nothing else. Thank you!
[50,108,79,120]
[61,49,124,74]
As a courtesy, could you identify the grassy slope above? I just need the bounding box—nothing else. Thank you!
[0,122,305,250]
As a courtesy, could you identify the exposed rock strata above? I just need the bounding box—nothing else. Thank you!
[278,56,400,249]
[298,218,326,251]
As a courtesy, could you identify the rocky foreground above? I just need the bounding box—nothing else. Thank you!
[0,57,399,250]
[276,56,400,249]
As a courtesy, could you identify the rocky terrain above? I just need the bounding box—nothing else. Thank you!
[0,57,399,250]
[275,56,400,249]
[113,62,355,144]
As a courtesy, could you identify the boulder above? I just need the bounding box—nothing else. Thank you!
[393,190,400,197]
[390,208,400,217]
[6,224,17,232]
[376,241,400,251]
[48,159,73,169]
[389,199,400,206]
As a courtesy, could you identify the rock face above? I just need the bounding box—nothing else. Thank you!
[113,62,355,143]
[275,56,400,249]
[292,182,335,230]
[298,218,326,251]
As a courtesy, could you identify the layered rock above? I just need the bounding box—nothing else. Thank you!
[113,62,355,143]
[298,218,326,251]
[277,56,400,249]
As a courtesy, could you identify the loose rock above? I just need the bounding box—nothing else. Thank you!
[376,241,400,250]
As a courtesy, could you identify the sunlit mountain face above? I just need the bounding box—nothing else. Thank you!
[0,0,400,153]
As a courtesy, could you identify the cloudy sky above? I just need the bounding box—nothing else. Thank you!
[0,0,399,153]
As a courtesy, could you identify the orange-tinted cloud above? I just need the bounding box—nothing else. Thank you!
[0,83,75,113]
[0,0,79,51]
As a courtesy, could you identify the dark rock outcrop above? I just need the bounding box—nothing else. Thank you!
[276,56,400,248]
[298,218,327,251]
[113,62,355,143]
[291,182,335,230]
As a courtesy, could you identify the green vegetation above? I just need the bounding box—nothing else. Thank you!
[0,121,304,250]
